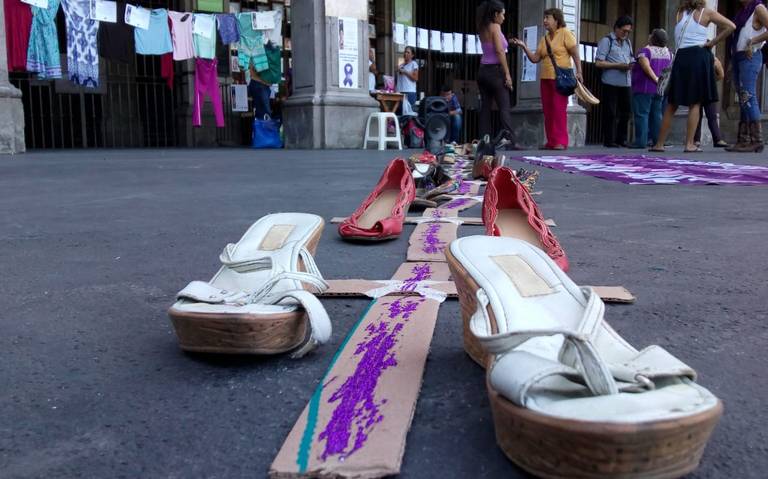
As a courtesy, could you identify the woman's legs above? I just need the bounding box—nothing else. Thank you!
[704,102,724,144]
[737,51,762,122]
[685,104,701,150]
[632,93,652,147]
[550,85,569,147]
[648,95,664,146]
[540,80,555,147]
[651,102,678,150]
[477,67,495,138]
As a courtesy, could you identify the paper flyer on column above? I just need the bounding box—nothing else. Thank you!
[338,17,359,89]
[521,26,538,82]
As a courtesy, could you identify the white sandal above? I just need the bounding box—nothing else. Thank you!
[446,236,722,478]
[168,213,331,358]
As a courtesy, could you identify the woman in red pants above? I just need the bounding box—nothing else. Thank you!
[512,8,583,150]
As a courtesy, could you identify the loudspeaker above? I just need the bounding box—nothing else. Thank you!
[424,113,450,153]
[419,96,449,117]
[419,96,450,152]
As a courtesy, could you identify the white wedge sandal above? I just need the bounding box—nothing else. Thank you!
[446,236,722,478]
[168,213,332,358]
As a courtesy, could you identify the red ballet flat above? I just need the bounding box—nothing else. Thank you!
[482,166,569,271]
[338,158,416,241]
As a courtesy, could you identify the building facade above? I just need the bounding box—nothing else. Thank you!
[1,0,765,152]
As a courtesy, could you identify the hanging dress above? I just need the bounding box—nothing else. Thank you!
[26,0,62,79]
[61,0,100,87]
[4,0,33,71]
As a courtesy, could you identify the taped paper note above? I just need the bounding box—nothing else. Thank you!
[406,26,417,47]
[253,11,275,30]
[90,0,117,22]
[124,4,150,30]
[430,30,442,51]
[417,28,429,49]
[393,23,405,45]
[21,0,48,8]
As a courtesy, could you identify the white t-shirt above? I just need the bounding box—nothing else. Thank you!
[397,60,418,93]
[369,60,376,92]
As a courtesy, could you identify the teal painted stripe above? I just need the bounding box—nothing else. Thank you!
[296,299,377,473]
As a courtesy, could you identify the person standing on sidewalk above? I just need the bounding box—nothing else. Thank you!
[726,0,768,153]
[650,1,735,153]
[596,16,635,148]
[397,46,419,110]
[694,56,728,148]
[630,29,672,148]
[511,8,582,150]
[476,0,521,148]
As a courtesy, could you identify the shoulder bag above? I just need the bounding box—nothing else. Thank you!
[545,34,577,96]
[657,10,693,96]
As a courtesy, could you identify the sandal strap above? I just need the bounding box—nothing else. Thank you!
[177,281,251,305]
[471,287,697,400]
[260,289,332,358]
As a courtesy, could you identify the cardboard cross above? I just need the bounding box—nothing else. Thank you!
[270,158,635,478]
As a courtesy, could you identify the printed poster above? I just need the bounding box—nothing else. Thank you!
[521,26,538,82]
[406,27,417,47]
[430,30,441,51]
[90,0,117,22]
[453,33,464,54]
[125,4,150,30]
[231,85,248,112]
[338,17,359,89]
[417,28,429,50]
[442,32,453,53]
[393,23,405,45]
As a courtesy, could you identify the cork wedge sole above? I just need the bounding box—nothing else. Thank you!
[488,380,723,479]
[445,246,491,368]
[445,247,724,478]
[169,223,324,355]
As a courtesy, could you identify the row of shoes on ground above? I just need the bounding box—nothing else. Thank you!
[168,154,722,478]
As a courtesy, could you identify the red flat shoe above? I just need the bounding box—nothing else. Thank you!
[338,158,416,241]
[482,166,569,271]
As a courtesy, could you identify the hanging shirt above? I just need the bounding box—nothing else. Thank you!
[4,0,33,72]
[135,9,173,55]
[237,13,268,72]
[62,0,100,87]
[193,14,217,59]
[99,2,133,63]
[168,11,194,61]
[216,13,240,45]
[26,0,62,79]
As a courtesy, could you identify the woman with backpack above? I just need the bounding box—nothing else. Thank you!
[650,0,735,153]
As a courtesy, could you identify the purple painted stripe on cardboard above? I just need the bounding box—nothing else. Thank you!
[316,298,426,462]
[517,154,768,185]
[420,223,446,254]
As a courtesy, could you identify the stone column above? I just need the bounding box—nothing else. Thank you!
[284,0,379,149]
[0,1,26,153]
[510,0,586,148]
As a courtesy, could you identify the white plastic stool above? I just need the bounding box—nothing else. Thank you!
[363,112,402,150]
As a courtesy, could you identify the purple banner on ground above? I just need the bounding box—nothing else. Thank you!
[516,154,768,185]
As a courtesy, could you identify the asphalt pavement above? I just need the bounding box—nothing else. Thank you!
[1,147,766,478]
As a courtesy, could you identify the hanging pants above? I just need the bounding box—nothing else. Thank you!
[193,58,225,128]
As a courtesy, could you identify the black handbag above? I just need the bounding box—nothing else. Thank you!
[545,35,577,96]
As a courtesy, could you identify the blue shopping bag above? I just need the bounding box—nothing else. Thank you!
[251,115,283,149]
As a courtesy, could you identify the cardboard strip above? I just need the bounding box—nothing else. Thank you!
[330,217,556,227]
[320,280,633,304]
[270,262,450,478]
[406,221,458,262]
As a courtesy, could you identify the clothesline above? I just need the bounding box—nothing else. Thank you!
[8,0,284,89]
[391,22,484,55]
